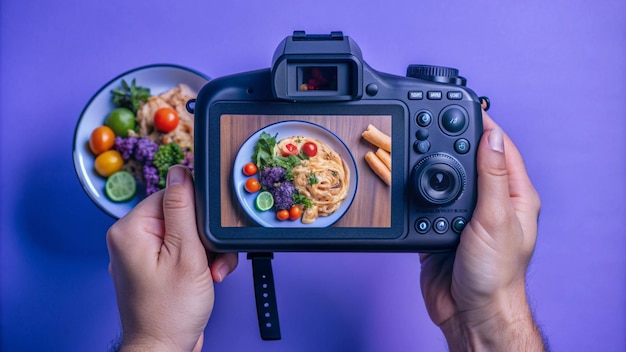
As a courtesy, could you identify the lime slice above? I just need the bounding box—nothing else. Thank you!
[255,191,274,211]
[105,171,137,202]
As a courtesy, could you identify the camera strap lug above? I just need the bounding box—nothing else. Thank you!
[247,252,281,340]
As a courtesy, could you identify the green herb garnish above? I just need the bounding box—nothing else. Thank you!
[111,78,151,113]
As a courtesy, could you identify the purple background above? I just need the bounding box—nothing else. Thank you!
[1,0,625,351]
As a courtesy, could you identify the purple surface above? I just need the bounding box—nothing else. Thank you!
[1,0,625,351]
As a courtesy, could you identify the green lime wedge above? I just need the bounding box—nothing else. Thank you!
[255,191,274,211]
[105,171,137,202]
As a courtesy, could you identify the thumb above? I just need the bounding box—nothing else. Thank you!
[474,128,512,221]
[161,165,202,257]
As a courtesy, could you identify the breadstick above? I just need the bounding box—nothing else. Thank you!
[375,148,391,171]
[362,124,391,152]
[365,151,391,186]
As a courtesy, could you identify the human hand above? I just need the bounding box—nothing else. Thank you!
[419,108,545,350]
[107,165,238,352]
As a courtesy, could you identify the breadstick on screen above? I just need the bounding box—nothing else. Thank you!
[365,151,391,186]
[361,124,391,152]
[375,148,391,171]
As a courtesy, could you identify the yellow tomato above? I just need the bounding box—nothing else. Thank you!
[95,150,124,177]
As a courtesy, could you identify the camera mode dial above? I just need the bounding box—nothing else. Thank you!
[406,65,467,86]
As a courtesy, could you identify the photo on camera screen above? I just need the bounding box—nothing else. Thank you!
[220,114,391,229]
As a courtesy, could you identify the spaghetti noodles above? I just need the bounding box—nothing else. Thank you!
[276,136,350,224]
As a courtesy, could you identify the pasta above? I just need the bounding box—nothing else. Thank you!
[276,136,350,224]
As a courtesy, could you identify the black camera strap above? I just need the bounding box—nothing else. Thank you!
[247,252,281,340]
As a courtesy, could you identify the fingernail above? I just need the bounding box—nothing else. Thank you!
[489,128,504,153]
[167,165,187,186]
[213,263,229,283]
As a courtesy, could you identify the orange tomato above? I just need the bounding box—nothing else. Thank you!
[244,178,261,193]
[243,162,258,176]
[276,209,290,221]
[95,150,124,177]
[89,126,116,155]
[289,206,302,220]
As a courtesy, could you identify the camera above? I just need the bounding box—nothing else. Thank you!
[193,31,483,252]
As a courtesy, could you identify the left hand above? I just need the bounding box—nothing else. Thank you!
[107,165,238,351]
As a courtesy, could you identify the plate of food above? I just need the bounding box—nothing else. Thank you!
[73,64,209,219]
[233,120,358,228]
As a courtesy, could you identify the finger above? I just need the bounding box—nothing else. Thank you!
[106,190,166,268]
[161,165,203,259]
[210,253,239,283]
[473,127,514,235]
[482,111,541,221]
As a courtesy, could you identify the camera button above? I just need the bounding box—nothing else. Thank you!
[414,140,431,154]
[415,218,431,234]
[434,218,449,234]
[416,128,429,140]
[408,91,424,100]
[416,111,432,127]
[452,217,467,233]
[427,91,443,100]
[447,91,463,100]
[366,83,379,96]
[454,139,470,154]
[440,106,468,134]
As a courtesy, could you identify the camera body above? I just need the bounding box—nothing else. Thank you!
[194,31,483,252]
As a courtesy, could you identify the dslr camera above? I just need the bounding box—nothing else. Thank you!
[193,31,483,252]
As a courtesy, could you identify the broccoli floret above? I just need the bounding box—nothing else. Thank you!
[153,143,185,188]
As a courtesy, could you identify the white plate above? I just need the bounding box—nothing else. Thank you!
[233,120,358,228]
[73,64,209,219]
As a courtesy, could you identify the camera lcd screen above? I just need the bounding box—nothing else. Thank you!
[207,103,406,241]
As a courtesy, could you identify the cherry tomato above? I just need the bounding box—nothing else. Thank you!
[289,205,302,221]
[94,150,124,177]
[281,143,298,157]
[276,209,290,221]
[154,107,179,133]
[243,162,258,176]
[244,178,261,193]
[302,142,317,157]
[89,125,115,155]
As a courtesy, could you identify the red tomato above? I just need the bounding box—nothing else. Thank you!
[289,206,302,221]
[154,107,179,133]
[243,162,258,176]
[302,142,317,157]
[89,126,115,155]
[281,143,298,157]
[244,178,261,193]
[276,209,290,221]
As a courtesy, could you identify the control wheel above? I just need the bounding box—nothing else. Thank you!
[411,153,466,206]
[406,64,467,86]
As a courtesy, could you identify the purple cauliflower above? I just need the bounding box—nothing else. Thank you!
[135,137,158,163]
[259,166,286,189]
[270,181,296,210]
[114,136,138,160]
[143,164,160,195]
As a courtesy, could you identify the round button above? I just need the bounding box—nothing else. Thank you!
[416,111,432,127]
[416,129,429,141]
[434,218,449,234]
[415,218,431,234]
[452,217,467,233]
[440,106,467,135]
[454,139,470,154]
[413,140,430,154]
[366,83,379,96]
